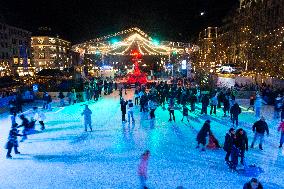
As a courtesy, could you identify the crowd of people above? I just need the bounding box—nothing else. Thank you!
[117,80,283,188]
[3,78,284,189]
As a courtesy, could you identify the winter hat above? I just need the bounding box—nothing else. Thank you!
[205,120,211,123]
[229,128,235,132]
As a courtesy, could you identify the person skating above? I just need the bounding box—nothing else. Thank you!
[120,98,128,123]
[243,178,263,189]
[201,94,209,115]
[274,94,282,119]
[181,104,189,122]
[70,89,77,105]
[210,94,218,115]
[148,99,157,120]
[235,128,248,165]
[18,114,30,142]
[278,119,284,148]
[251,116,269,150]
[168,98,175,122]
[196,120,211,151]
[138,150,150,189]
[254,94,266,118]
[230,102,242,127]
[206,132,221,149]
[58,92,65,107]
[81,105,92,132]
[32,107,46,130]
[223,95,230,117]
[134,88,140,105]
[119,88,123,100]
[127,99,135,123]
[223,128,236,162]
[5,123,23,159]
[247,94,255,111]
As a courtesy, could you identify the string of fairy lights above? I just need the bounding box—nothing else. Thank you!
[73,28,198,57]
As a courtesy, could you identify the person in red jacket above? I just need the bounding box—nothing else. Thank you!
[138,150,150,189]
[278,119,284,148]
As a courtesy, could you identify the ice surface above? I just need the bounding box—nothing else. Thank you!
[0,91,283,189]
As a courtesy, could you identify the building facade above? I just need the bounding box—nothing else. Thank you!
[193,0,284,78]
[31,36,72,72]
[0,23,33,76]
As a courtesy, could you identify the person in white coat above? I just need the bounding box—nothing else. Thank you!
[33,107,46,130]
[254,94,266,118]
[81,105,92,131]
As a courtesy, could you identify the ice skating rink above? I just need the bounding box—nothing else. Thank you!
[0,90,283,189]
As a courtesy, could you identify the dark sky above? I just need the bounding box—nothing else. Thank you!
[0,0,238,44]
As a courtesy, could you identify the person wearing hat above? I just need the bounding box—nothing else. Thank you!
[243,178,263,189]
[251,116,269,150]
[196,120,212,151]
[5,123,23,159]
[223,128,236,162]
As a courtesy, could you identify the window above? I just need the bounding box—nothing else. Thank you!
[39,53,45,59]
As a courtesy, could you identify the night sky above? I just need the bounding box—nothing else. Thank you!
[0,0,239,44]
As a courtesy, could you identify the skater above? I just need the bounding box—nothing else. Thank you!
[206,132,221,149]
[223,95,230,117]
[5,123,22,159]
[251,116,269,150]
[274,94,282,119]
[196,120,211,151]
[18,114,30,142]
[138,150,150,189]
[33,107,46,130]
[243,178,263,189]
[181,104,189,122]
[278,119,284,148]
[70,89,77,105]
[247,94,255,111]
[168,98,175,122]
[134,88,140,105]
[140,94,147,113]
[254,94,266,118]
[120,98,128,123]
[230,102,242,127]
[127,99,135,123]
[235,128,248,165]
[58,92,65,107]
[223,128,236,162]
[81,105,92,132]
[148,99,157,119]
[10,111,17,126]
[119,88,123,100]
[210,94,218,115]
[201,94,209,115]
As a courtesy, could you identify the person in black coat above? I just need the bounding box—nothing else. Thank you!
[251,116,269,150]
[6,123,22,159]
[196,120,211,151]
[201,95,209,114]
[18,114,30,142]
[120,98,128,122]
[235,128,248,165]
[243,178,263,189]
[223,128,236,162]
[230,102,242,126]
[223,95,230,117]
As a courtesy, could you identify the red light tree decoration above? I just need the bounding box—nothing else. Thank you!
[127,49,148,84]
